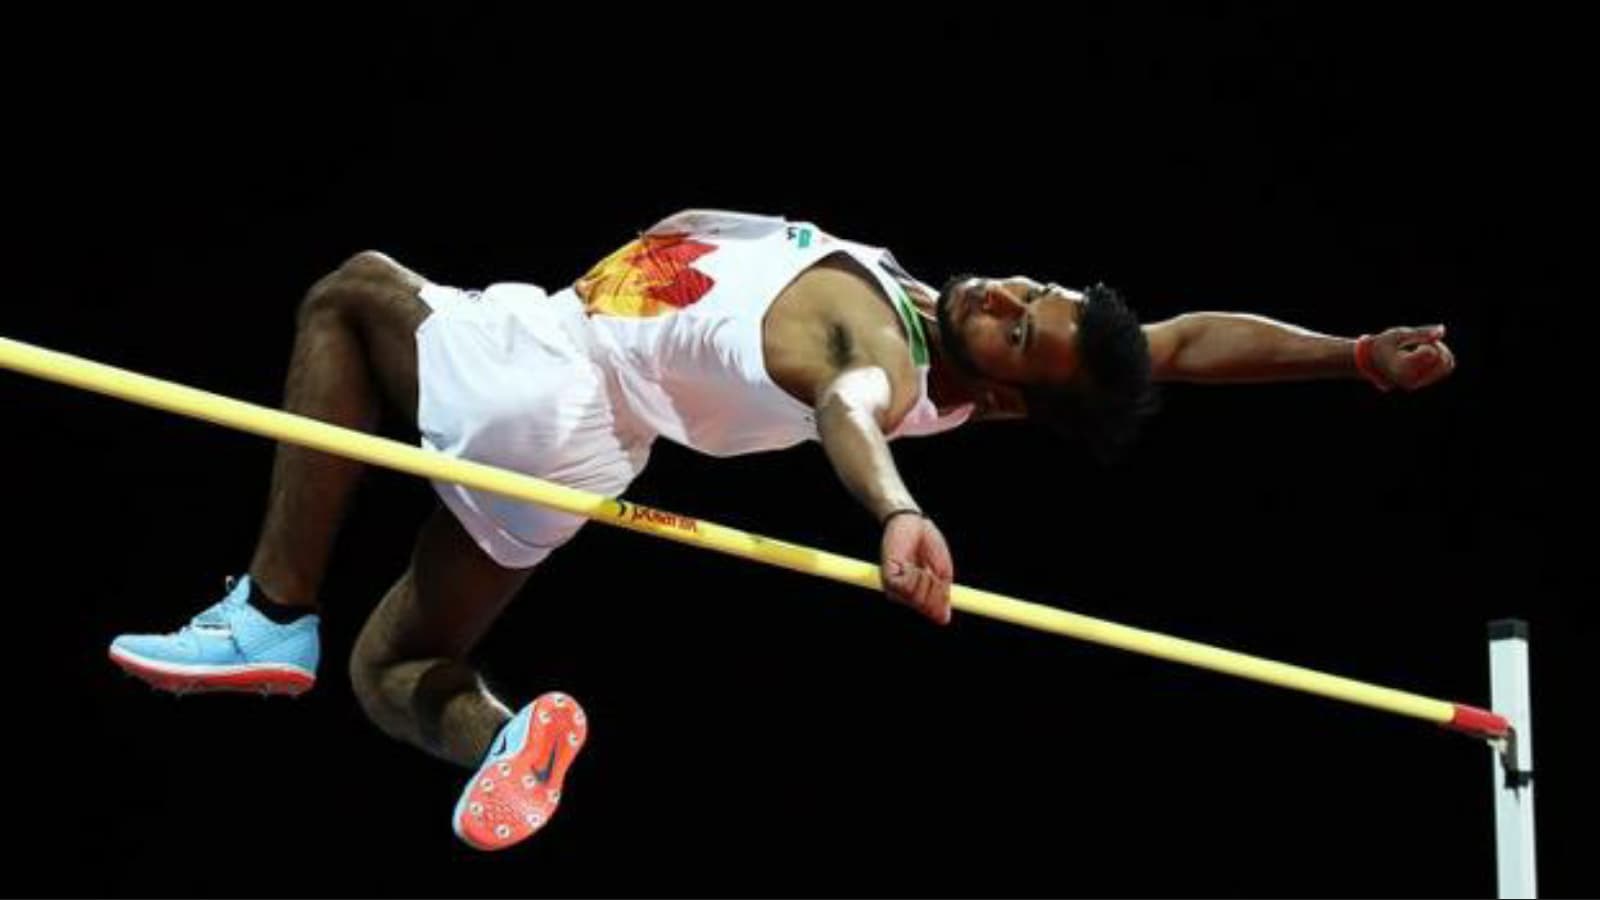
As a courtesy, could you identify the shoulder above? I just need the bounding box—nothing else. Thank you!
[765,258,920,422]
[799,257,916,371]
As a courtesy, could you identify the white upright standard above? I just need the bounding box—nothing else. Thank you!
[1489,619,1536,899]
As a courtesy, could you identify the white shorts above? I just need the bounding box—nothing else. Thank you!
[414,281,654,568]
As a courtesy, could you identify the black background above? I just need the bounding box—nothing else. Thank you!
[3,7,1587,897]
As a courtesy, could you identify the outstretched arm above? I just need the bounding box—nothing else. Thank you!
[813,366,953,625]
[1143,313,1455,390]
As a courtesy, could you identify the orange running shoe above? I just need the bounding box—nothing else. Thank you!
[452,691,588,851]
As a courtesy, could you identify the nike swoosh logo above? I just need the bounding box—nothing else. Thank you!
[531,745,559,784]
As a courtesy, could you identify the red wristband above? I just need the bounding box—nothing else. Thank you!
[1354,335,1393,392]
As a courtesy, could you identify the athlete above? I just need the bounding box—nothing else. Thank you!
[107,210,1455,851]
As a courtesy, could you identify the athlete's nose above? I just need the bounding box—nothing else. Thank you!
[979,284,1026,319]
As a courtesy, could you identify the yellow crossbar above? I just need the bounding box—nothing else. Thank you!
[0,334,1507,738]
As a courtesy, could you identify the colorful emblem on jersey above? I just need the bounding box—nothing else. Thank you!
[575,233,717,318]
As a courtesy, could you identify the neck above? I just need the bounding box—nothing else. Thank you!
[892,272,995,414]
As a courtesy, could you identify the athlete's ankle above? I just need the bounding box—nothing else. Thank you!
[244,575,318,623]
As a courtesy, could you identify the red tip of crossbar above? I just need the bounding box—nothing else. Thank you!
[1446,704,1511,739]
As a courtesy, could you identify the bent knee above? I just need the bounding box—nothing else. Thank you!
[299,250,412,324]
[348,643,389,719]
[337,250,406,283]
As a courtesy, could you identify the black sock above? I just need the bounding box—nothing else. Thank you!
[247,579,314,624]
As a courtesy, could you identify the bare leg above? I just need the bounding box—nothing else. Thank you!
[247,251,432,609]
[350,505,531,767]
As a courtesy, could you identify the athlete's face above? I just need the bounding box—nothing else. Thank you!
[935,275,1088,388]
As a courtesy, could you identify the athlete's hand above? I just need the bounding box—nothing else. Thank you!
[880,512,953,625]
[1369,325,1456,391]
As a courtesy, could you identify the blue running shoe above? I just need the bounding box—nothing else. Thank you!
[453,692,589,851]
[109,575,319,696]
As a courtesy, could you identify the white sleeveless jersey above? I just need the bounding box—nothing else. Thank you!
[573,209,974,457]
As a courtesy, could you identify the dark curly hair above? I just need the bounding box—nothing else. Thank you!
[1024,282,1160,463]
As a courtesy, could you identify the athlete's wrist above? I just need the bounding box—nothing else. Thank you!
[880,507,923,527]
[1354,335,1394,392]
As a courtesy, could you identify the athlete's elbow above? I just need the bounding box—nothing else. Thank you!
[816,367,894,430]
[815,394,884,440]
